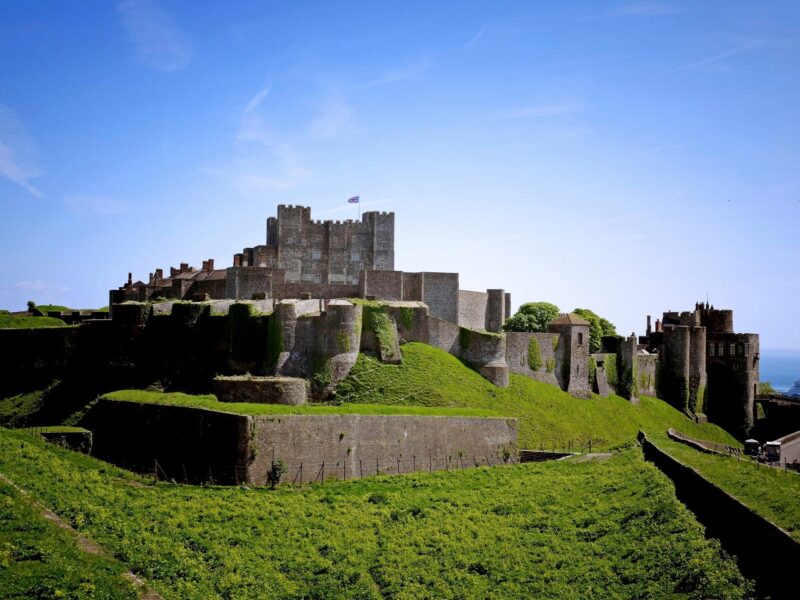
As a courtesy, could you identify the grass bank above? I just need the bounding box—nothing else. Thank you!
[0,477,137,599]
[336,343,740,450]
[649,432,800,542]
[0,314,68,329]
[102,390,503,418]
[0,428,751,599]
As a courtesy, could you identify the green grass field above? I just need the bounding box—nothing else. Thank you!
[649,432,800,541]
[336,344,740,450]
[0,314,68,329]
[0,428,751,599]
[0,478,137,599]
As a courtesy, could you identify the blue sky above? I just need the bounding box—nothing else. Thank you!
[1,1,798,348]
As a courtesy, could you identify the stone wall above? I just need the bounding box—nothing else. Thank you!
[225,267,272,300]
[359,270,404,300]
[420,272,460,324]
[247,413,518,484]
[635,354,658,397]
[505,332,560,387]
[458,290,488,331]
[91,399,517,486]
[92,399,252,485]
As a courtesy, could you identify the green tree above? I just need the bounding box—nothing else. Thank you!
[572,308,617,353]
[504,302,560,333]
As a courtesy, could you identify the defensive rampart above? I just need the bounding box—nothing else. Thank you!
[90,399,518,485]
[248,413,518,484]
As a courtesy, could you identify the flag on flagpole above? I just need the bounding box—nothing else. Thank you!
[347,195,360,204]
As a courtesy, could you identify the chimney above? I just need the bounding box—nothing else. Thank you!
[127,272,132,286]
[180,262,189,273]
[149,272,153,284]
[206,258,214,272]
[201,260,208,272]
[233,254,241,267]
[655,319,662,333]
[170,267,179,278]
[646,315,652,336]
[155,268,163,280]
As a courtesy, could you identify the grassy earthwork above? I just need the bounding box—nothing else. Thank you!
[0,428,751,599]
[0,314,69,329]
[336,343,741,451]
[648,432,800,542]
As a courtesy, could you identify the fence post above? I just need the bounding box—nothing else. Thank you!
[360,459,363,479]
[397,457,400,474]
[429,456,432,473]
[321,461,325,484]
[413,455,416,472]
[376,457,379,475]
[343,461,346,481]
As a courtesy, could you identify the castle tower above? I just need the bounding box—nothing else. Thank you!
[547,314,591,399]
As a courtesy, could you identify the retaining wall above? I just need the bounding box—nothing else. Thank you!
[248,413,518,484]
[90,399,518,486]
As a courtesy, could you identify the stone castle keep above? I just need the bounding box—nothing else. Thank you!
[104,204,759,435]
[112,205,512,334]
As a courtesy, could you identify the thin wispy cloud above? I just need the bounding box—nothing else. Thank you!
[492,103,580,120]
[679,42,760,71]
[617,2,680,16]
[211,84,313,193]
[64,195,133,216]
[317,199,391,216]
[117,0,192,71]
[466,26,488,48]
[308,89,362,140]
[0,104,43,198]
[583,2,680,21]
[365,56,431,87]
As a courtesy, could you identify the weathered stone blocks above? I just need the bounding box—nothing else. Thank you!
[213,376,307,405]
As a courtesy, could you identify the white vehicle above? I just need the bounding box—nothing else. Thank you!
[764,441,781,463]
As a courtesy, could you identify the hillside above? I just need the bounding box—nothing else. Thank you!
[0,428,751,599]
[336,343,740,450]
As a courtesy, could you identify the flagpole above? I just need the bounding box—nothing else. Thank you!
[358,194,361,220]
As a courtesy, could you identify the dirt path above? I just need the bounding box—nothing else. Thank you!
[0,471,164,600]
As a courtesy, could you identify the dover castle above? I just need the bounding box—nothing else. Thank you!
[109,204,759,435]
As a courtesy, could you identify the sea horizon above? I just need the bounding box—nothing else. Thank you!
[760,348,800,392]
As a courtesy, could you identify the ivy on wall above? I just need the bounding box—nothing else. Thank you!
[527,337,543,371]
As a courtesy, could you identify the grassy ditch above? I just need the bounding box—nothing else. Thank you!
[649,432,800,542]
[0,428,751,599]
[336,343,740,451]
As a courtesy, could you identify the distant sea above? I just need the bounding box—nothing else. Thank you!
[760,349,800,392]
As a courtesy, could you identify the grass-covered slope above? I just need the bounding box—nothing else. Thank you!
[0,428,750,599]
[0,478,137,599]
[0,314,68,329]
[336,343,740,450]
[102,390,502,418]
[650,432,800,541]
